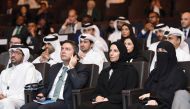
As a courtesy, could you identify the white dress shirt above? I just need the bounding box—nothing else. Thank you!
[48,64,69,100]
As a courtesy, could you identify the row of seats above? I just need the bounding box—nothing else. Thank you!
[1,60,189,109]
[72,61,190,109]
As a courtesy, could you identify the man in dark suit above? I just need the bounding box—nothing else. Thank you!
[181,12,190,50]
[5,15,28,43]
[21,40,90,109]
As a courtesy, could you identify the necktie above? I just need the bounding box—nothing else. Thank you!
[16,26,21,35]
[53,66,68,100]
[184,29,187,38]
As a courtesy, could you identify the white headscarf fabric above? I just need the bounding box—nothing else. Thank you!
[9,44,30,62]
[81,24,108,52]
[43,34,62,62]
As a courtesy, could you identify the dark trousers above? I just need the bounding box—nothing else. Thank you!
[21,101,66,109]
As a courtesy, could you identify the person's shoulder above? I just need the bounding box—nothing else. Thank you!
[22,62,35,67]
[91,50,102,57]
[0,68,10,75]
[48,63,63,71]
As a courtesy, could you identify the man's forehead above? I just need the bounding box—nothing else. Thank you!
[182,13,190,18]
[62,43,73,48]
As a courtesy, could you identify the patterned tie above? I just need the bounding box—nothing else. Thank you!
[53,66,68,100]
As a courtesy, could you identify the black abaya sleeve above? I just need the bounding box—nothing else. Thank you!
[150,69,187,108]
[107,67,139,103]
[91,68,110,100]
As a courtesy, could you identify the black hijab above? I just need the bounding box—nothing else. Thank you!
[123,36,140,61]
[110,41,128,69]
[144,41,187,109]
[154,41,177,80]
[121,23,135,41]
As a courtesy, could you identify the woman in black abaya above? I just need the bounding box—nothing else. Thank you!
[122,36,147,62]
[129,41,187,109]
[79,41,139,109]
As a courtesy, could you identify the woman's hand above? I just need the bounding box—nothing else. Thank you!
[95,96,105,102]
[139,93,150,100]
[146,100,158,106]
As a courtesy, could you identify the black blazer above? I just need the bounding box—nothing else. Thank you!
[5,25,28,42]
[41,62,90,109]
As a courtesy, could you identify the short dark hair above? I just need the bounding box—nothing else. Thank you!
[9,35,23,43]
[148,11,160,18]
[61,40,78,53]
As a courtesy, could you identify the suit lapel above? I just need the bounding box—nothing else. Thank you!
[49,63,63,89]
[63,63,80,95]
[188,30,190,38]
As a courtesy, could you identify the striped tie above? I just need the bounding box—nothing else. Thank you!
[53,66,68,100]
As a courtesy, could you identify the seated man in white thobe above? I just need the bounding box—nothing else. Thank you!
[167,27,190,61]
[79,34,105,73]
[32,34,62,66]
[81,22,108,62]
[0,44,42,109]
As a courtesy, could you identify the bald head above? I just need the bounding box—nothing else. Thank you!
[181,12,190,28]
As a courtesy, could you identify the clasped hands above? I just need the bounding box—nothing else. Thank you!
[92,96,108,104]
[139,93,158,106]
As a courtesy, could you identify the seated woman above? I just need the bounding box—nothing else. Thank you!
[79,41,139,109]
[123,36,147,62]
[129,41,187,109]
[120,23,135,41]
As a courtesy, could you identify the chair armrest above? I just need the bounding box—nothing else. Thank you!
[24,84,44,103]
[122,88,146,109]
[24,89,38,103]
[72,87,95,109]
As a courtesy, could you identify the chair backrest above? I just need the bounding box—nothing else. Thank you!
[84,64,99,88]
[141,50,154,64]
[137,39,147,51]
[141,50,154,73]
[178,61,190,90]
[33,63,50,84]
[130,61,149,88]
